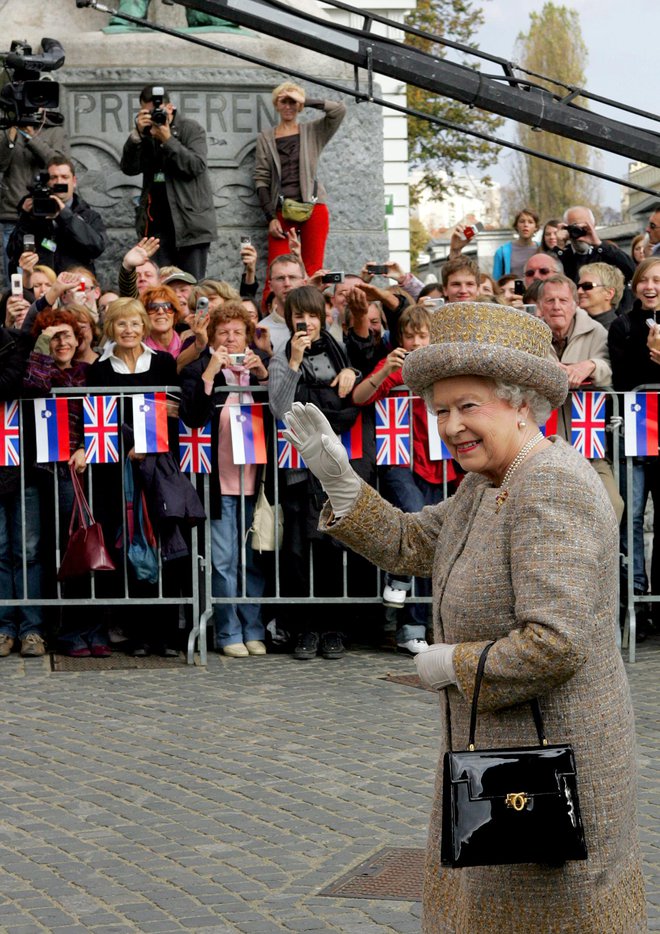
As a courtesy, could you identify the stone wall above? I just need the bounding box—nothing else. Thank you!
[0,0,388,288]
[60,67,386,288]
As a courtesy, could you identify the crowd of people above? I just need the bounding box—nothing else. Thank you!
[0,76,659,664]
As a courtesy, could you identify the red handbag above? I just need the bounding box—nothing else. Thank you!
[57,466,116,580]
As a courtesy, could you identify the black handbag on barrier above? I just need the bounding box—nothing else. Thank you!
[441,641,588,868]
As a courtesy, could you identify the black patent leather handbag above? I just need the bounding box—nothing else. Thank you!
[441,642,588,868]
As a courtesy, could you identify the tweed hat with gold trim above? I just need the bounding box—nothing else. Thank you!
[401,301,569,409]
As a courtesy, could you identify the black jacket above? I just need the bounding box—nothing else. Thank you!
[0,327,33,495]
[557,240,635,286]
[120,114,217,248]
[8,192,107,274]
[608,300,660,392]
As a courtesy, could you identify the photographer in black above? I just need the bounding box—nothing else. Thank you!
[7,155,107,274]
[120,85,217,281]
[556,205,635,312]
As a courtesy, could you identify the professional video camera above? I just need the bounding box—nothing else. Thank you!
[28,170,68,217]
[0,38,65,130]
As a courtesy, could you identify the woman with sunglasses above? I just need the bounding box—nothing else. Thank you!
[577,263,624,331]
[141,284,209,373]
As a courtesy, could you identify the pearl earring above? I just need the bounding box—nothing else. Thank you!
[518,420,526,428]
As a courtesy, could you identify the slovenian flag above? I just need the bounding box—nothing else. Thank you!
[83,395,119,464]
[426,409,452,460]
[229,404,268,465]
[341,413,363,460]
[179,420,212,474]
[624,392,659,456]
[0,400,20,467]
[132,392,169,454]
[34,398,70,462]
[541,409,559,437]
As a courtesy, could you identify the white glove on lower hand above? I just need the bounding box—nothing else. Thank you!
[415,643,457,690]
[282,402,362,517]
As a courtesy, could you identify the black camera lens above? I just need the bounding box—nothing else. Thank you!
[567,224,587,239]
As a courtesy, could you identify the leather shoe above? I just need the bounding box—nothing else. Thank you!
[223,642,249,657]
[0,634,14,657]
[245,640,266,655]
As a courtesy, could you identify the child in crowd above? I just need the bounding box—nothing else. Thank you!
[352,304,456,654]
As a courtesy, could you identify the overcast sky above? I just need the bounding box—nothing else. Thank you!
[468,0,658,211]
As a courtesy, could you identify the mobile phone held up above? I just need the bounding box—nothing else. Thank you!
[10,273,23,297]
[459,221,484,242]
[321,271,344,285]
[196,297,209,317]
[514,279,525,296]
[295,322,308,333]
[23,234,35,251]
[366,263,388,276]
[240,235,251,247]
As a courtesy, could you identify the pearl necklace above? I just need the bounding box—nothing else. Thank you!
[494,432,544,512]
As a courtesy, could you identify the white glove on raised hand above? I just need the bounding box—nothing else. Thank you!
[415,643,457,690]
[282,402,362,517]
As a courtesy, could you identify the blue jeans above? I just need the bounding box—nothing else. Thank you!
[0,486,43,637]
[619,456,660,594]
[211,495,265,647]
[379,468,444,642]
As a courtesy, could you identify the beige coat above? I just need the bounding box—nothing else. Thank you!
[547,307,611,439]
[322,438,645,933]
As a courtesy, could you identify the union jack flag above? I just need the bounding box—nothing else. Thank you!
[179,420,212,474]
[83,395,119,464]
[276,419,306,469]
[0,400,20,467]
[571,391,606,459]
[375,396,411,466]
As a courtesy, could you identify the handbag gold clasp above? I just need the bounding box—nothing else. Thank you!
[505,792,528,811]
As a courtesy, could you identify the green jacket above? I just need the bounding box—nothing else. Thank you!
[120,114,217,248]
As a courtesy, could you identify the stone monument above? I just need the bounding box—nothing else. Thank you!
[0,0,387,288]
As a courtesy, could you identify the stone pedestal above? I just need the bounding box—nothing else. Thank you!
[0,0,388,287]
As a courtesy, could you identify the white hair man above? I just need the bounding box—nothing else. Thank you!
[555,206,634,294]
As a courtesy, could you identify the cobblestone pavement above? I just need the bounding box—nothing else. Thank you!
[0,635,658,933]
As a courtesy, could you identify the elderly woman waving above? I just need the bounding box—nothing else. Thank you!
[281,302,646,932]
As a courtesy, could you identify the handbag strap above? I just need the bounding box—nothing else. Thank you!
[68,465,94,535]
[467,641,547,750]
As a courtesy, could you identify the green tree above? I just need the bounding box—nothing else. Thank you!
[405,0,503,203]
[512,2,600,219]
[410,216,432,270]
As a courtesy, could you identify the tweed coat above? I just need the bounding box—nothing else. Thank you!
[321,438,646,933]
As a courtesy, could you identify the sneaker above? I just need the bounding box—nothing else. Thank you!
[0,634,14,657]
[293,631,319,660]
[383,584,407,609]
[20,633,46,657]
[397,638,430,655]
[320,631,346,660]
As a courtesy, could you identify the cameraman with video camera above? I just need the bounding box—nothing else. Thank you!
[7,154,107,275]
[120,85,216,281]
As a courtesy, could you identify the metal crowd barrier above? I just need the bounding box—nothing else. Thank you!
[1,385,652,665]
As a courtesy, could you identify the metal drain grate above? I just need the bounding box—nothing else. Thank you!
[50,653,183,672]
[319,847,424,901]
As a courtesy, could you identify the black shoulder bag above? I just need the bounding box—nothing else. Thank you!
[441,641,588,867]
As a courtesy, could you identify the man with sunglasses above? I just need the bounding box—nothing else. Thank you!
[646,206,660,257]
[523,252,563,283]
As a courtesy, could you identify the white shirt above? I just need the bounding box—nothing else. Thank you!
[99,341,155,374]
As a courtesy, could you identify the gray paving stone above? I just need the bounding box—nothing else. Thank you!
[0,641,657,933]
